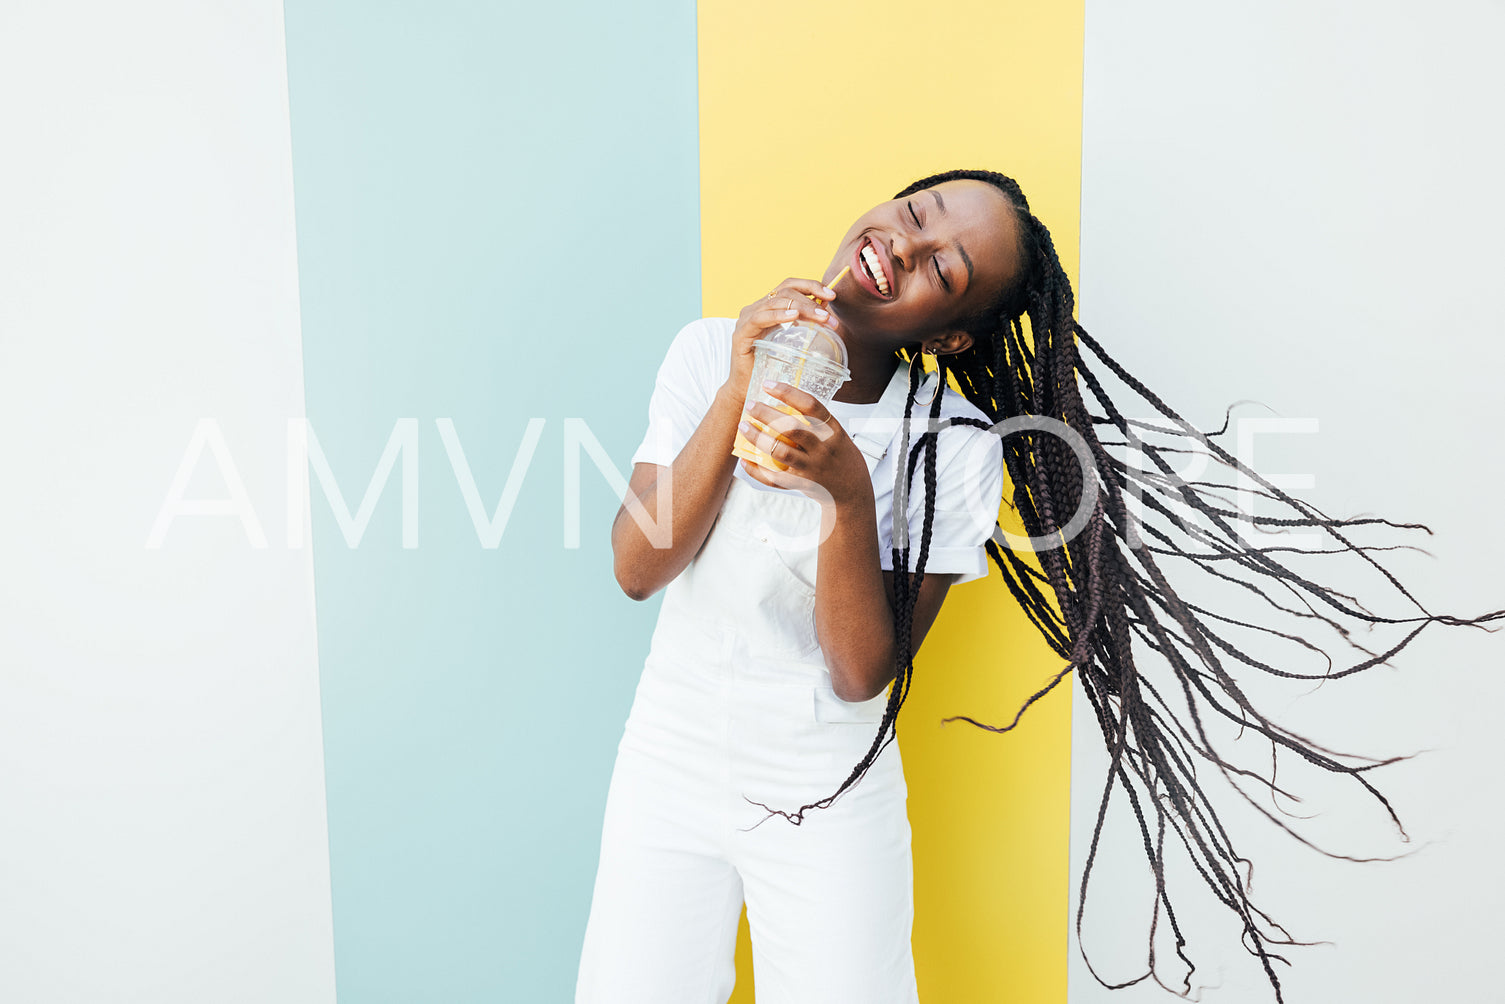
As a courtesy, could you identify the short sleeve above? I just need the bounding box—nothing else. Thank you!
[880,421,1005,586]
[630,319,728,468]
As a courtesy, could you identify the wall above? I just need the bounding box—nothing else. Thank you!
[0,2,335,1000]
[1070,2,1505,1000]
[7,2,1503,1001]
[281,0,701,1000]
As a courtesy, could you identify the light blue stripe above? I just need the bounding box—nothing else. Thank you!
[284,2,700,999]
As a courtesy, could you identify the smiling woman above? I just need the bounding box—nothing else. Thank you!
[573,167,1505,1004]
[574,173,1016,1004]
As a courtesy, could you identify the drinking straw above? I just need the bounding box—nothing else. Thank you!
[790,265,851,388]
[816,265,851,308]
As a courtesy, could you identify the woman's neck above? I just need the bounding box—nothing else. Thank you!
[832,347,900,404]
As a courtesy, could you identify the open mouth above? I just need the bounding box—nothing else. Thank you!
[857,236,892,297]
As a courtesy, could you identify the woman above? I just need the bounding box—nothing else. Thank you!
[576,169,1501,1004]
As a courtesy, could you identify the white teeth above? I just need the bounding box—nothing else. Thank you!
[861,243,890,295]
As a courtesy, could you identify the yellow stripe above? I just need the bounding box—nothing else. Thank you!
[699,2,1083,999]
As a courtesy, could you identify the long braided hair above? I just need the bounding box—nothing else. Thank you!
[754,168,1505,1000]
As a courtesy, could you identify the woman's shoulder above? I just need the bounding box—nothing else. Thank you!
[935,385,997,437]
[652,317,735,390]
[920,386,1002,476]
[669,316,736,349]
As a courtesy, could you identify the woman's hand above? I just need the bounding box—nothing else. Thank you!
[737,381,871,510]
[723,278,840,396]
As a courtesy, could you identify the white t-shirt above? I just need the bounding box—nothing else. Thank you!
[630,317,1007,585]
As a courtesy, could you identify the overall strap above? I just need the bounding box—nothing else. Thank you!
[844,361,919,477]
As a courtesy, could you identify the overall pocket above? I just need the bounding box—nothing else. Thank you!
[812,684,890,724]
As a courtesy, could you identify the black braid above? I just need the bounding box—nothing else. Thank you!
[747,168,1505,1001]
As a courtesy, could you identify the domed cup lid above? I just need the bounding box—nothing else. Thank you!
[763,321,849,369]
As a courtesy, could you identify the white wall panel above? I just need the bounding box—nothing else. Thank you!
[1074,2,1505,1001]
[0,2,335,1001]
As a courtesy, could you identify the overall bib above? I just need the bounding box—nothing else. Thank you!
[576,362,922,1004]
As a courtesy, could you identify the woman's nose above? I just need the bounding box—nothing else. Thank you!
[891,232,914,270]
[891,230,936,272]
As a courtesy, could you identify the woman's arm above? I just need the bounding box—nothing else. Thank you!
[612,279,841,601]
[610,385,744,600]
[813,489,958,701]
[736,381,961,701]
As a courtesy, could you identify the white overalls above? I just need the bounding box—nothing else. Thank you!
[576,361,923,1004]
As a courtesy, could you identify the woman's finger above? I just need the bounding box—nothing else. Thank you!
[735,304,813,344]
[740,457,807,492]
[737,417,787,460]
[769,277,839,303]
[746,398,812,431]
[747,403,824,450]
[739,456,779,486]
[748,303,801,331]
[759,381,831,427]
[744,457,824,497]
[738,419,802,471]
[749,295,832,331]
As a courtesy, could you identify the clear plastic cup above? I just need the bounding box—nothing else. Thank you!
[731,321,851,472]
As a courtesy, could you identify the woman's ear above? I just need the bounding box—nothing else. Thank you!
[922,330,975,356]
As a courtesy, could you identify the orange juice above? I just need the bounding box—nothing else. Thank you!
[732,400,810,471]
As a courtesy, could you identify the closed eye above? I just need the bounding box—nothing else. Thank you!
[908,199,949,290]
[933,258,951,291]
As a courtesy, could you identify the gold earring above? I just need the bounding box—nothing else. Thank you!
[909,348,941,407]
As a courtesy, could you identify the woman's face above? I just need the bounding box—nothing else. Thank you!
[824,179,1022,351]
